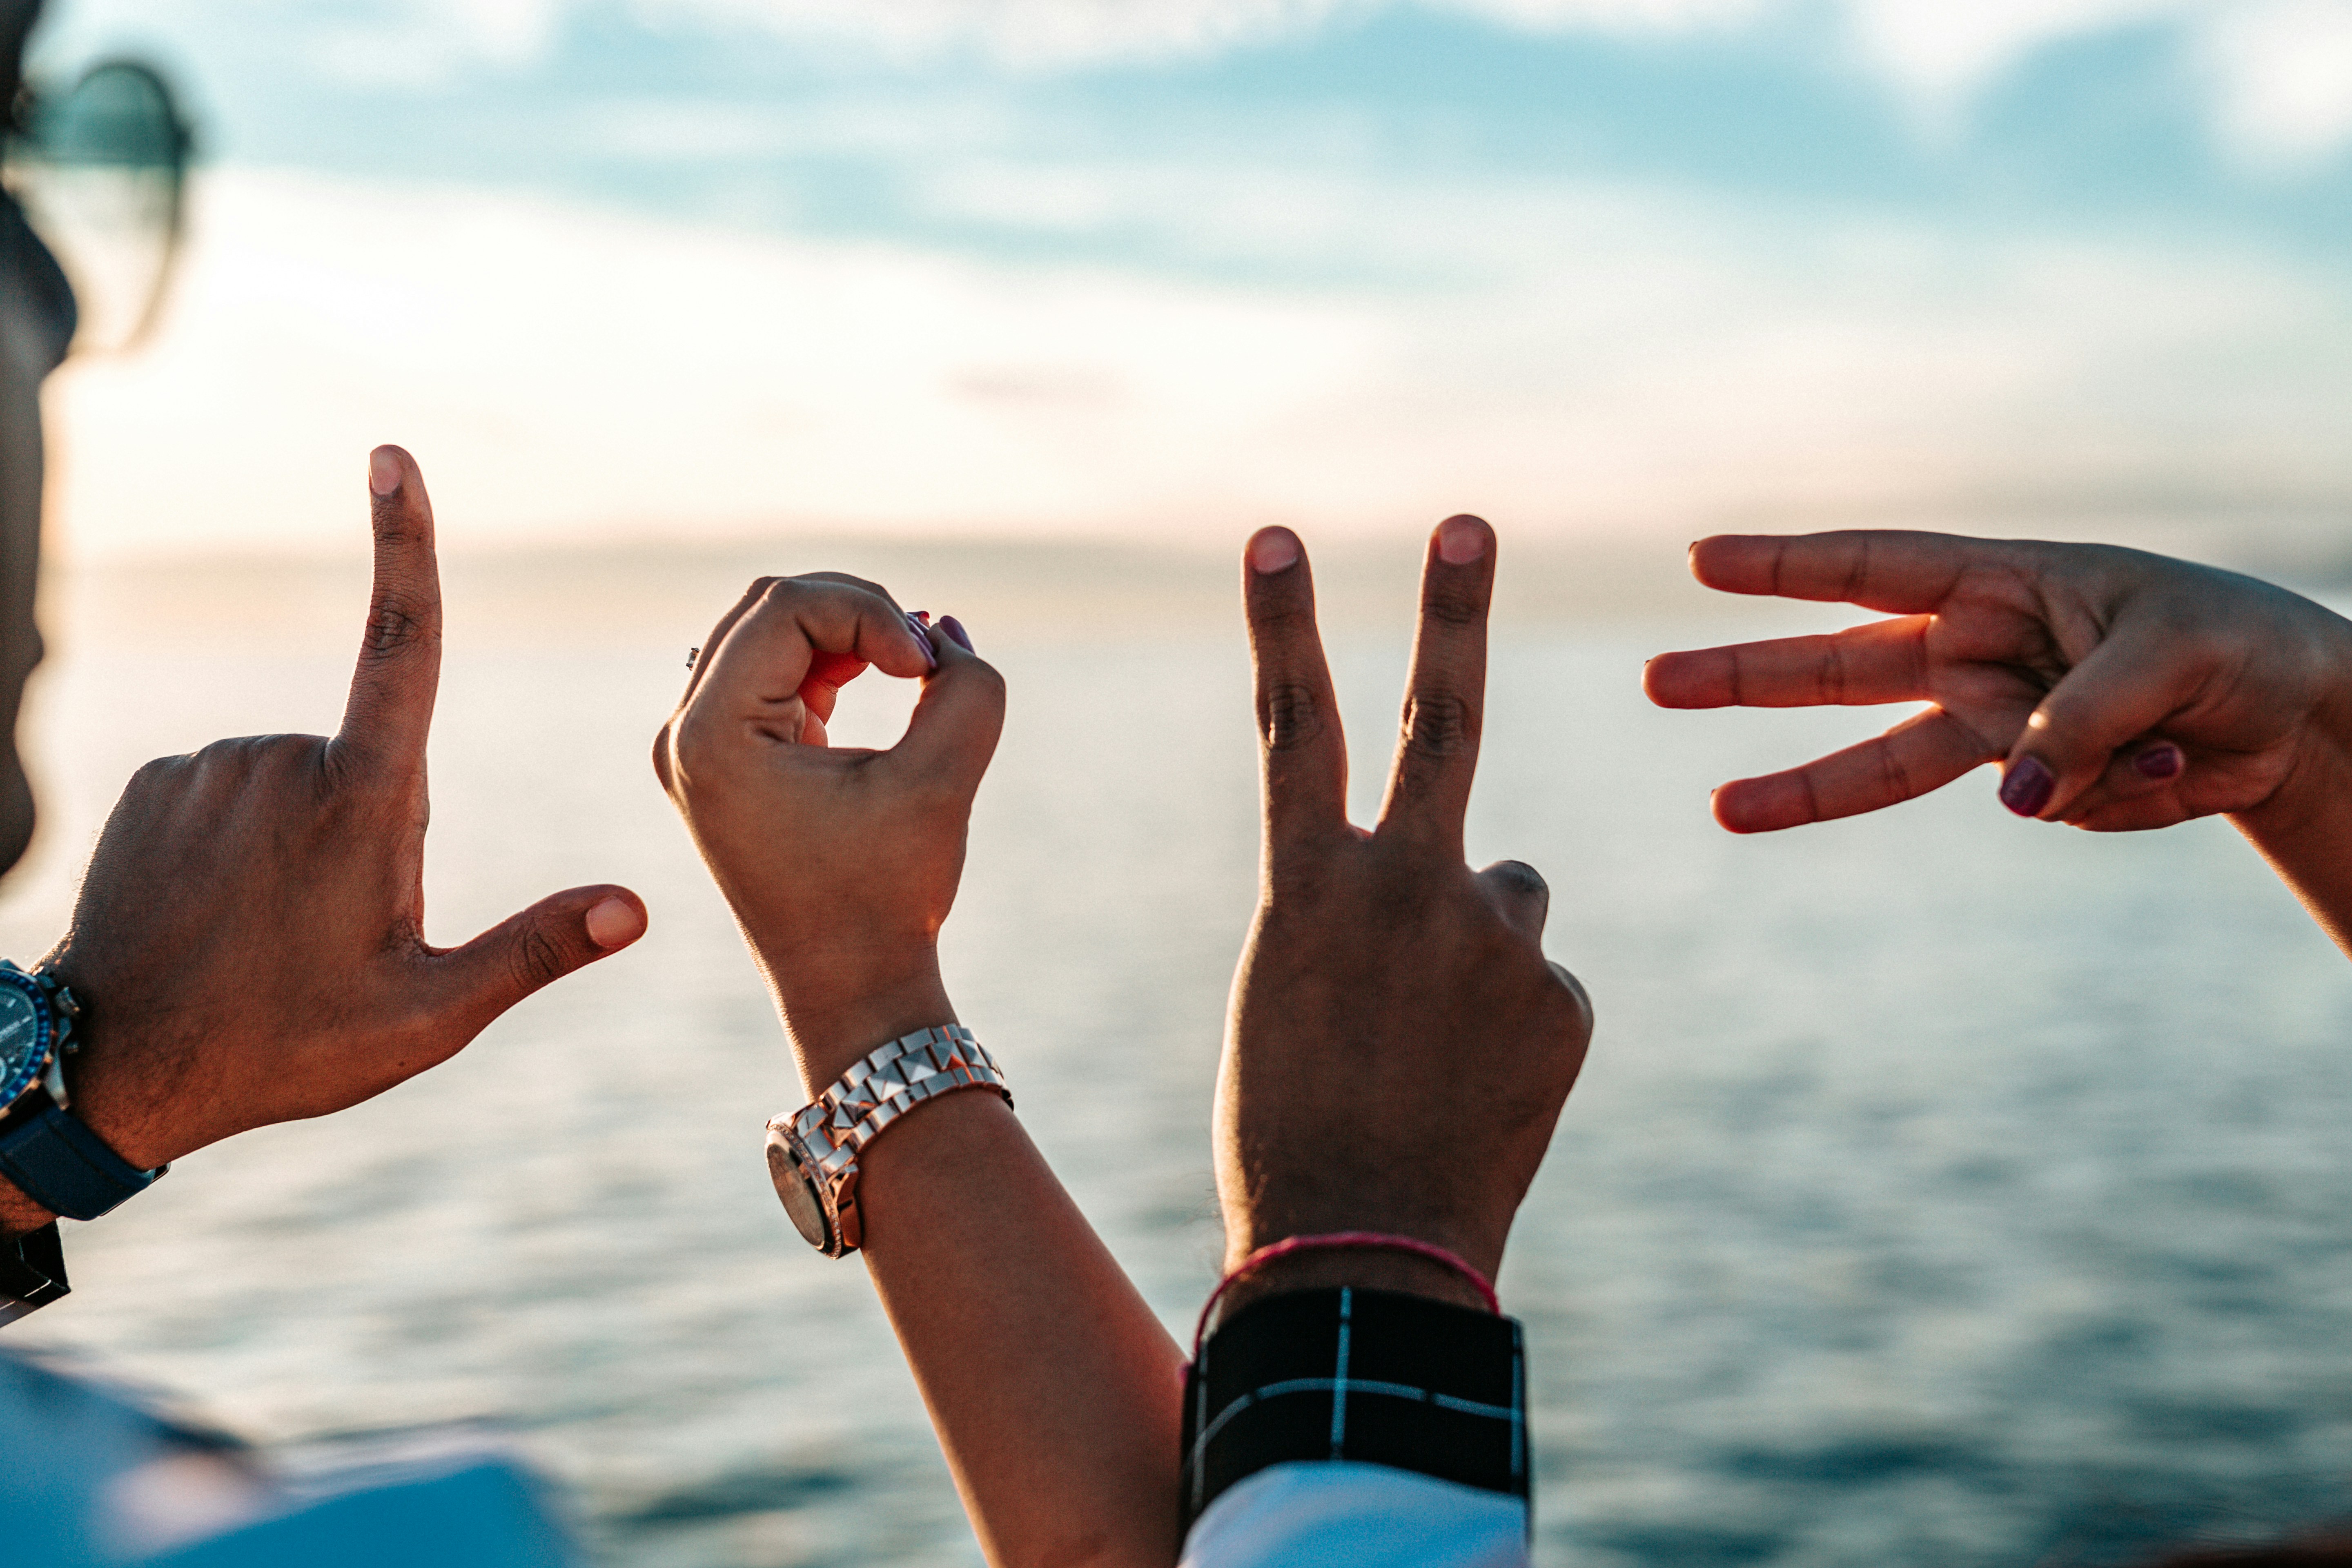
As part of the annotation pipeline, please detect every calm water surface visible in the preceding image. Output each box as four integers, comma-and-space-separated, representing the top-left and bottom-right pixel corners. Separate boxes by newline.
7, 552, 2352, 1566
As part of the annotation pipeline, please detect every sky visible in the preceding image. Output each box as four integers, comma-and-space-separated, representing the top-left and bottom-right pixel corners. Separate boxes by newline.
20, 0, 2352, 555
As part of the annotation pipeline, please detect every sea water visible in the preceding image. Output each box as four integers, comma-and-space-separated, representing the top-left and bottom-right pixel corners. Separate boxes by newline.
5, 542, 2350, 1567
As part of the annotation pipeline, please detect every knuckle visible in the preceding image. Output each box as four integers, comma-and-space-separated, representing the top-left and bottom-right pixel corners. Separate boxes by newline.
196, 734, 272, 773
362, 594, 435, 658
511, 926, 570, 991
1548, 960, 1595, 1033
130, 751, 192, 789
1401, 690, 1472, 757
1873, 742, 1915, 806
1248, 592, 1319, 641
1817, 641, 1847, 704
800, 570, 889, 600
1258, 681, 1326, 753
1422, 581, 1484, 628
669, 708, 725, 782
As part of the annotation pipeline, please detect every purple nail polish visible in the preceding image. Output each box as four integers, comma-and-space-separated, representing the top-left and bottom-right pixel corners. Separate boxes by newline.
940, 615, 973, 653
2134, 744, 2183, 781
1999, 756, 2054, 817
904, 610, 937, 670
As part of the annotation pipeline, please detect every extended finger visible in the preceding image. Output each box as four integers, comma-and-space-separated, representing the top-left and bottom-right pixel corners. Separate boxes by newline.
1689, 532, 2003, 614
1378, 515, 1494, 851
334, 445, 443, 776
1243, 527, 1348, 851
1475, 859, 1550, 940
678, 576, 777, 714
886, 616, 1006, 800
1645, 615, 1934, 709
430, 884, 648, 1029
1996, 631, 2199, 821
1710, 705, 1993, 832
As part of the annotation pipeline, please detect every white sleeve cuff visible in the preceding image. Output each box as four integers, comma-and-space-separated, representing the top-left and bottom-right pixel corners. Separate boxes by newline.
1178, 1461, 1530, 1568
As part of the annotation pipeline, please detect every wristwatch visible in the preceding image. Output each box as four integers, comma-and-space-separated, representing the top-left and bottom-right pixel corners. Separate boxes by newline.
764, 1025, 1011, 1257
0, 960, 167, 1316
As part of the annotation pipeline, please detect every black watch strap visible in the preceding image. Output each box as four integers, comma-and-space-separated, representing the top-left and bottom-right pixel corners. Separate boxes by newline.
1180, 1285, 1530, 1530
0, 1091, 164, 1221
0, 1221, 69, 1325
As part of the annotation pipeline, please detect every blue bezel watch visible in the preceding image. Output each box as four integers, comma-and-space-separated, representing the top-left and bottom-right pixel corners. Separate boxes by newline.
0, 960, 167, 1324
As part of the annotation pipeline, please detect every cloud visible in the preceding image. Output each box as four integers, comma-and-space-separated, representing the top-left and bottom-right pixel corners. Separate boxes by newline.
1835, 0, 2181, 120
617, 0, 1350, 68
2198, 0, 2352, 166
45, 164, 2352, 557
629, 0, 2352, 164
39, 0, 2352, 162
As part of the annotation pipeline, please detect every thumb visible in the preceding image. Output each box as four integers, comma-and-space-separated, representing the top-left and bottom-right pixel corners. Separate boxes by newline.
887, 615, 1006, 798
434, 884, 647, 1021
1998, 629, 2199, 820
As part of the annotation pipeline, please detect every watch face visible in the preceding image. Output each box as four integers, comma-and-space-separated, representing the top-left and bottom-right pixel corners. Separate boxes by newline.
765, 1129, 832, 1250
0, 973, 50, 1109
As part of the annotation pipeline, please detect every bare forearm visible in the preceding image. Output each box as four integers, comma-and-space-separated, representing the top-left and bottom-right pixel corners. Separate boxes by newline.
858, 1091, 1185, 1568
2235, 734, 2352, 958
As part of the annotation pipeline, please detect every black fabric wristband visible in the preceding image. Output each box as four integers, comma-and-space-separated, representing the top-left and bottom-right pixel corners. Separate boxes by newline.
1180, 1285, 1530, 1530
0, 1221, 69, 1326
0, 1092, 163, 1221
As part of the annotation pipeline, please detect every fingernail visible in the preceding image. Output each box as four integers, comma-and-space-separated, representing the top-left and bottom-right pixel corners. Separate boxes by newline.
1249, 528, 1301, 575
585, 896, 644, 949
2134, 743, 2183, 781
1437, 515, 1488, 565
368, 447, 401, 497
904, 611, 938, 670
1999, 756, 2054, 817
940, 614, 973, 653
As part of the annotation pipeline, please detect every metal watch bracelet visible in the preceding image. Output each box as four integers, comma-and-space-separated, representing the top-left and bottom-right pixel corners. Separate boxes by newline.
764, 1025, 1011, 1258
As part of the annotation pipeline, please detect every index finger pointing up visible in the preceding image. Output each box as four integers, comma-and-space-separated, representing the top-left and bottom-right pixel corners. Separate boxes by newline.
1244, 527, 1348, 854
1378, 514, 1493, 852
335, 445, 443, 776
1689, 531, 1981, 615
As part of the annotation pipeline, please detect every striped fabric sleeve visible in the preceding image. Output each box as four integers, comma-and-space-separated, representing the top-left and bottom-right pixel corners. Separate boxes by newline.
1179, 1286, 1530, 1533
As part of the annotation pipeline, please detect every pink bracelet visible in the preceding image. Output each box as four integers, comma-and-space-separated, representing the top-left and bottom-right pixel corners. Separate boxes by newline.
1192, 1232, 1499, 1358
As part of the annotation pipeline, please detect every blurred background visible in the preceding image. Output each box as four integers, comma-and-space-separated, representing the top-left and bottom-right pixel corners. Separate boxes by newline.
8, 2, 2352, 1564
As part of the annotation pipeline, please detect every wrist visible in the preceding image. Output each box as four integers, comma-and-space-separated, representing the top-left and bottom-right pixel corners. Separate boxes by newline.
41, 1058, 189, 1172
1225, 1194, 1504, 1283
770, 953, 957, 1094
2234, 708, 2352, 854
1216, 1243, 1494, 1319
2248, 611, 2352, 818
0, 1180, 53, 1236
